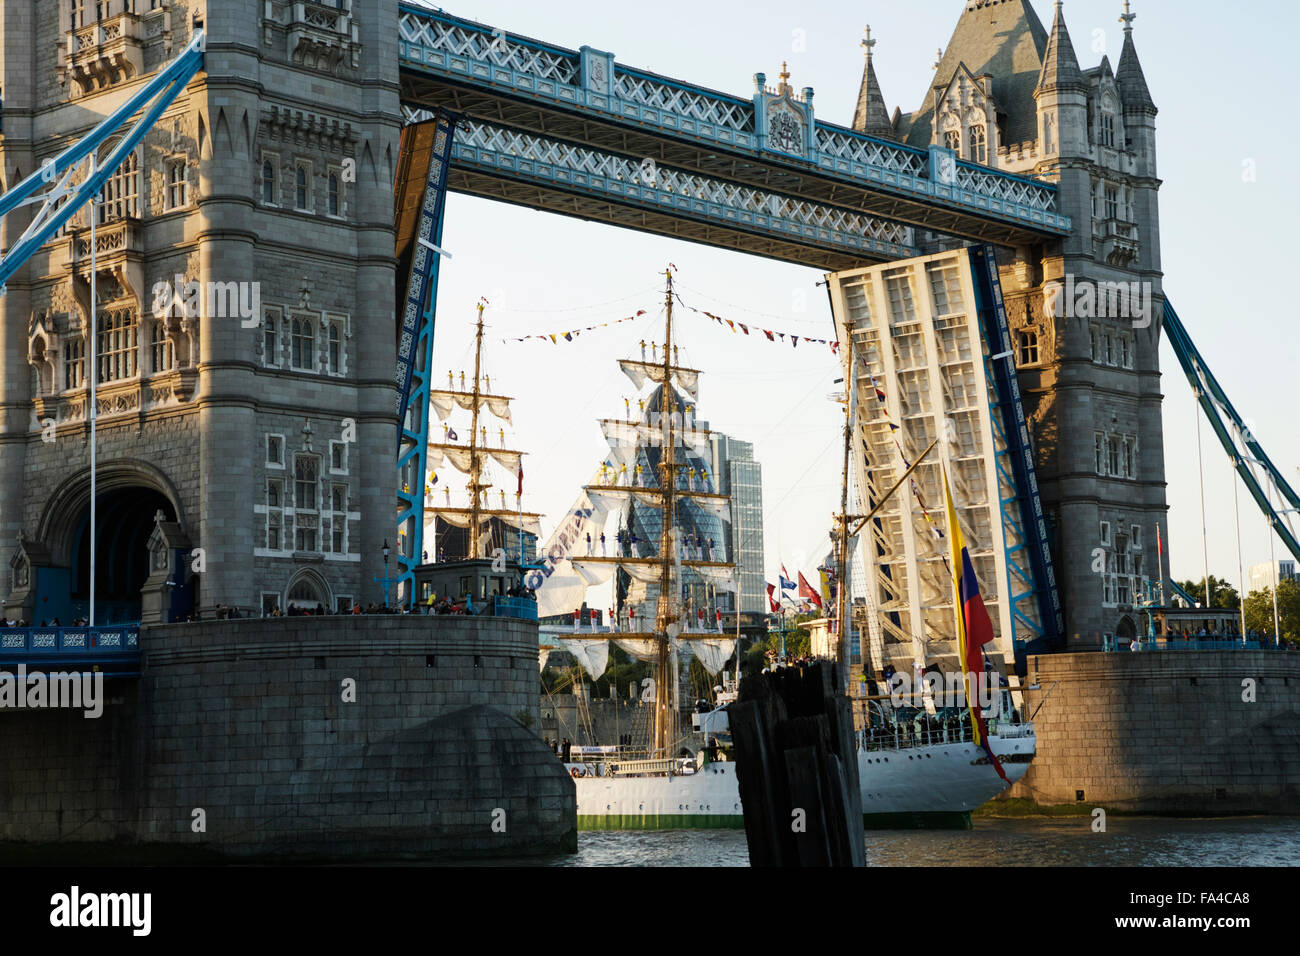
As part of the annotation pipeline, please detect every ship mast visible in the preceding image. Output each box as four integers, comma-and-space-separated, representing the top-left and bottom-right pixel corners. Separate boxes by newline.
467, 302, 486, 558
654, 269, 678, 756
834, 340, 855, 694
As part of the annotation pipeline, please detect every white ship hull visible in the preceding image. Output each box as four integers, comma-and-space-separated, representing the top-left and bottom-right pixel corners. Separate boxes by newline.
570, 726, 1034, 830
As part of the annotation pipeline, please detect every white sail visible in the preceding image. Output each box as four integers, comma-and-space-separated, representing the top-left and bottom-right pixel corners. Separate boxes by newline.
429, 508, 542, 538
428, 444, 524, 477
430, 389, 514, 424
428, 444, 475, 474
685, 638, 737, 676
618, 359, 700, 400
612, 637, 660, 662
558, 638, 610, 680
693, 564, 738, 591
599, 418, 712, 461
571, 559, 618, 587
530, 471, 612, 618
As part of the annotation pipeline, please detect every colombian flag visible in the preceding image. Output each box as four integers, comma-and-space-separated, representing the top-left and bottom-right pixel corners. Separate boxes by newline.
818, 567, 836, 609
943, 466, 1010, 785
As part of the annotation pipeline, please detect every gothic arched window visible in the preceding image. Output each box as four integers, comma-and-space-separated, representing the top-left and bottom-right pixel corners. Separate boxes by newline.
291, 317, 314, 370
97, 308, 138, 383
295, 165, 309, 211
968, 124, 987, 164
97, 151, 139, 224
150, 320, 173, 374
943, 130, 960, 152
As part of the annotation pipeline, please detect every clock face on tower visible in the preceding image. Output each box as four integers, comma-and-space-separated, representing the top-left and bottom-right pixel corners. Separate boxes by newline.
767, 106, 804, 157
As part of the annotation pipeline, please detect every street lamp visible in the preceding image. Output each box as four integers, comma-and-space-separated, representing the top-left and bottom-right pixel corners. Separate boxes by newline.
381, 539, 391, 608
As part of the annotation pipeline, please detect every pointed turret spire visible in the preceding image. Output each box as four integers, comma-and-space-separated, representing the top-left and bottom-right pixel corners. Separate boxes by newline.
1035, 1, 1086, 96
1116, 1, 1156, 112
852, 25, 896, 140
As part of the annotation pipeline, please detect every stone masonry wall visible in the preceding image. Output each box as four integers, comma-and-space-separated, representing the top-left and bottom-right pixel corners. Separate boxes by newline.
1003, 651, 1300, 813
0, 616, 575, 860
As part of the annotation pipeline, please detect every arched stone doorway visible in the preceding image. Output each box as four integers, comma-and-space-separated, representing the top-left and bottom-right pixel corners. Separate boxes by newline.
25, 461, 187, 625
285, 569, 331, 614
69, 487, 175, 623
1117, 616, 1137, 641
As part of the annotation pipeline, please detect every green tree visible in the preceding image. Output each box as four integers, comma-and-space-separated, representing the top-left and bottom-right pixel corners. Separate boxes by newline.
590, 645, 653, 700
1175, 575, 1240, 610
1243, 579, 1300, 645
741, 613, 816, 677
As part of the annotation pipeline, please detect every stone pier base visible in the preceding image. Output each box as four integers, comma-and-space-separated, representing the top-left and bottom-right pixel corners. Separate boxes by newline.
0, 616, 575, 861
1001, 651, 1300, 814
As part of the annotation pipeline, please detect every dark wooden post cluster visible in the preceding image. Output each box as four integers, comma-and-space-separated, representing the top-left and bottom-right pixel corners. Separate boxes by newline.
730, 661, 865, 866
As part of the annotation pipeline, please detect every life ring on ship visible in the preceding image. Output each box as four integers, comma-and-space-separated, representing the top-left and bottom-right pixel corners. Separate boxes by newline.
570, 766, 585, 778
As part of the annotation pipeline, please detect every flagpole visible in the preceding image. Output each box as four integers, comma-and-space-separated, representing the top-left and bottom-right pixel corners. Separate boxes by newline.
88, 154, 98, 629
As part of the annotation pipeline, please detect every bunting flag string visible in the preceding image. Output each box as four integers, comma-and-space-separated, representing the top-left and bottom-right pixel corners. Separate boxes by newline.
503, 310, 648, 344
671, 292, 839, 355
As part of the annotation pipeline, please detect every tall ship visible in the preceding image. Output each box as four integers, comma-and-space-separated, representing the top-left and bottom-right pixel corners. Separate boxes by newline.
536, 269, 1034, 830
411, 301, 545, 615
425, 301, 543, 566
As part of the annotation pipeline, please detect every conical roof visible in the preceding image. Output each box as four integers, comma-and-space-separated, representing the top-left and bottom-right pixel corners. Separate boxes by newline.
1035, 2, 1086, 96
1116, 24, 1156, 112
900, 0, 1048, 149
853, 31, 896, 140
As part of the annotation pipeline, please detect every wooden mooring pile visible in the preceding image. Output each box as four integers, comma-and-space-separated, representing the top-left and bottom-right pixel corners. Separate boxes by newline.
729, 661, 865, 866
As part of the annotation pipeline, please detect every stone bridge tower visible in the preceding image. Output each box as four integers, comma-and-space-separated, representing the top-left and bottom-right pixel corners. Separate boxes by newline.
0, 1, 403, 622
855, 0, 1165, 647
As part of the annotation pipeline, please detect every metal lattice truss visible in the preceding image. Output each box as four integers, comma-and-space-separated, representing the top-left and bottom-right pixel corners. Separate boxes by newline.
399, 9, 580, 84
815, 127, 927, 177
1164, 300, 1300, 564
398, 6, 1070, 247
0, 32, 205, 292
828, 251, 1047, 675
613, 71, 753, 134
955, 162, 1059, 213
436, 115, 918, 267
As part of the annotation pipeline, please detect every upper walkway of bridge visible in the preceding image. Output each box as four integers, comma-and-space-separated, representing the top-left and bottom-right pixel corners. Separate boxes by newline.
397, 5, 1070, 252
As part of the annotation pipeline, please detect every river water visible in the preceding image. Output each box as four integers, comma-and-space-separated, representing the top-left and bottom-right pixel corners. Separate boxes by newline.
522, 817, 1300, 866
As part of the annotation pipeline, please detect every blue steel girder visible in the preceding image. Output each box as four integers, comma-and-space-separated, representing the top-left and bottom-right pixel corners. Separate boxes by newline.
968, 245, 1064, 659
395, 112, 457, 606
435, 114, 918, 269
397, 5, 1070, 250
0, 32, 205, 290
1164, 300, 1300, 566
987, 379, 1045, 644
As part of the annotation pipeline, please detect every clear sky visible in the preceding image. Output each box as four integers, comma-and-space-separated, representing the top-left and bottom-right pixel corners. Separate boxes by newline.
413, 0, 1300, 595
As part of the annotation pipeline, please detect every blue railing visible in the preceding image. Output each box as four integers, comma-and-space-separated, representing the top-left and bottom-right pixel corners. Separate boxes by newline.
490, 596, 538, 621
0, 626, 141, 662
1103, 635, 1281, 652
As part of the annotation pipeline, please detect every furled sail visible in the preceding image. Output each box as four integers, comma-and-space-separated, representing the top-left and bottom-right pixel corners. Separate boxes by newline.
428, 507, 542, 538
428, 444, 525, 476
612, 637, 660, 662
618, 359, 700, 400
558, 638, 610, 680
685, 638, 737, 676
599, 418, 712, 460
430, 389, 514, 424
